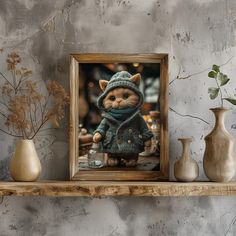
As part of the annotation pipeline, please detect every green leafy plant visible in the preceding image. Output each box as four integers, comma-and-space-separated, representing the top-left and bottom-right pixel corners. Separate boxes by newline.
208, 64, 236, 107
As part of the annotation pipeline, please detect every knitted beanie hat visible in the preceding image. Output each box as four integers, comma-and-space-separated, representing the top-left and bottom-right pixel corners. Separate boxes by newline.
97, 71, 144, 110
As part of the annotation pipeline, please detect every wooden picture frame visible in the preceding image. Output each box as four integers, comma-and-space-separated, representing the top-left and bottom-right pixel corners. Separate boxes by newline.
69, 54, 169, 181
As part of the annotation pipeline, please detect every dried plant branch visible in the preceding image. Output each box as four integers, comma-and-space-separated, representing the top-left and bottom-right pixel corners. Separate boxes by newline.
15, 75, 24, 93
11, 70, 17, 90
0, 110, 8, 118
0, 72, 14, 88
0, 127, 23, 138
0, 100, 10, 110
38, 127, 60, 133
42, 95, 50, 117
32, 101, 38, 125
29, 105, 36, 134
0, 52, 69, 139
39, 100, 44, 124
30, 117, 49, 139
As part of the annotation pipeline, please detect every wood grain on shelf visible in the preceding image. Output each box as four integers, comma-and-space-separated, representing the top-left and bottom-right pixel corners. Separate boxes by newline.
0, 181, 236, 197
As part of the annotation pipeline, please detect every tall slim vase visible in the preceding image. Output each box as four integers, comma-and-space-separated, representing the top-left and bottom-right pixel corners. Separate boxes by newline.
174, 138, 199, 182
203, 108, 236, 182
10, 139, 41, 181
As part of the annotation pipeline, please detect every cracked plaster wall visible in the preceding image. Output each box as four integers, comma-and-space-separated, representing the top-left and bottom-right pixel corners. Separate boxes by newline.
1, 0, 236, 235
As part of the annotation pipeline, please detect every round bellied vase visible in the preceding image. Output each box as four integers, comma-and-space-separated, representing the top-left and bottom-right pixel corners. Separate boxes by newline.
10, 139, 41, 181
203, 107, 236, 182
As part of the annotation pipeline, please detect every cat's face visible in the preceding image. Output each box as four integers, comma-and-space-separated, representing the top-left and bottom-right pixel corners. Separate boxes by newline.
103, 88, 139, 110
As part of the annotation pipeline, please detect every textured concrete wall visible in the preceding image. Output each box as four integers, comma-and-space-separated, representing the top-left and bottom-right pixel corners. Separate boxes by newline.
1, 0, 236, 235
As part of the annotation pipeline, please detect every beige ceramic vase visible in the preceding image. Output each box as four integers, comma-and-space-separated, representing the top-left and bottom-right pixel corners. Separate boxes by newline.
10, 139, 41, 181
203, 108, 236, 182
174, 138, 199, 182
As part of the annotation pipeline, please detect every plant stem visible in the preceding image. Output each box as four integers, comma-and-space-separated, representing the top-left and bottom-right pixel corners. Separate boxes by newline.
0, 72, 15, 88
30, 118, 49, 139
38, 127, 58, 132
0, 100, 11, 110
11, 70, 16, 90
215, 77, 223, 107
0, 111, 8, 118
29, 105, 36, 134
15, 75, 24, 93
0, 127, 23, 138
39, 100, 44, 124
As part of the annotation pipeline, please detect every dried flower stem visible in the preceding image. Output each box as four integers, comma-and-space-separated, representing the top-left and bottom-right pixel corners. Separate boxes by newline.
0, 100, 9, 110
15, 75, 24, 93
30, 118, 49, 139
0, 111, 8, 118
11, 70, 16, 90
0, 127, 23, 138
29, 107, 36, 134
0, 72, 14, 88
0, 52, 69, 139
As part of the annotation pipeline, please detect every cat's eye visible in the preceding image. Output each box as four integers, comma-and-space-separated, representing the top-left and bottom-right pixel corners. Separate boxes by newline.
123, 93, 129, 99
109, 96, 116, 101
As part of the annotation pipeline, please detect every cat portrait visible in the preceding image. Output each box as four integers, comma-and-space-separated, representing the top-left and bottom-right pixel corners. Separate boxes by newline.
77, 63, 161, 171
102, 88, 139, 110
70, 54, 169, 181
93, 71, 153, 167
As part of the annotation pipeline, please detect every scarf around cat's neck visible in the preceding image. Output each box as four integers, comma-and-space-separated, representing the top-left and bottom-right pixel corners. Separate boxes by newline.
107, 107, 138, 121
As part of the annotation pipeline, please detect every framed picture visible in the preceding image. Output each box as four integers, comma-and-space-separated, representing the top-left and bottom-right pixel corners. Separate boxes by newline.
69, 54, 169, 181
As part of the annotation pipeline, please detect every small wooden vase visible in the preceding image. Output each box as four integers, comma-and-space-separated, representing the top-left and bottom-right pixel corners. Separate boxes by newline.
203, 108, 236, 182
174, 138, 199, 182
10, 139, 42, 181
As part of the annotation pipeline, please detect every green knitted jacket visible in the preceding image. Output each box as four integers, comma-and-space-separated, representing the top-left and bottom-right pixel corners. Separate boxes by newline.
94, 110, 153, 154
94, 71, 153, 154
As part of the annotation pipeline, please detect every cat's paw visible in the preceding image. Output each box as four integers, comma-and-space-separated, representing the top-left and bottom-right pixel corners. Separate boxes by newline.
121, 158, 137, 167
93, 132, 102, 143
107, 157, 119, 166
144, 140, 151, 147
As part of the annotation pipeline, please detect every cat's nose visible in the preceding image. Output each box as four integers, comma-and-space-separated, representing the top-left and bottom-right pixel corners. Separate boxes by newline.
116, 98, 122, 103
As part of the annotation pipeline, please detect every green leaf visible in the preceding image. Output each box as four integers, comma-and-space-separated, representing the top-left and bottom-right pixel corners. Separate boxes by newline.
218, 72, 230, 86
224, 98, 236, 105
208, 87, 219, 99
208, 71, 217, 78
212, 64, 220, 73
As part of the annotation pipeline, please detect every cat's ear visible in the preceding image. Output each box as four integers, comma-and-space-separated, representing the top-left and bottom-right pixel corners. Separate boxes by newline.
130, 73, 141, 86
99, 80, 108, 91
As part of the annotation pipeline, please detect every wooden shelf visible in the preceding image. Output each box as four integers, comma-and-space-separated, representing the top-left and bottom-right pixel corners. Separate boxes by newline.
0, 181, 236, 197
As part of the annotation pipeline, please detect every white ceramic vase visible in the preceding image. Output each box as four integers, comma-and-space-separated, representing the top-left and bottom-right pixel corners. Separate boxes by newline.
10, 139, 41, 181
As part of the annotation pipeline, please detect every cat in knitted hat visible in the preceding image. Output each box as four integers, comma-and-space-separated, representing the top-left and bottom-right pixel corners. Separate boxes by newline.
93, 71, 153, 167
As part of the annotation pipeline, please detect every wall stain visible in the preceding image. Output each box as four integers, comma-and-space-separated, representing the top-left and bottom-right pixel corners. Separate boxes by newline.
24, 205, 39, 215
9, 224, 18, 230
174, 32, 193, 44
